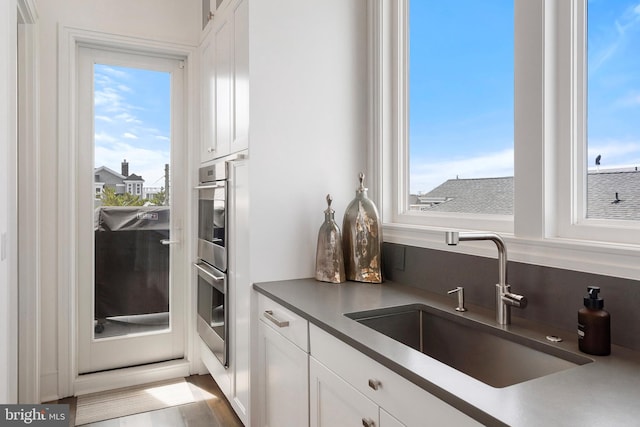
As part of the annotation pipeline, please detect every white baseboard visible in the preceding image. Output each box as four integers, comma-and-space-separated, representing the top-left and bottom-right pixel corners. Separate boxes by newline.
73, 359, 191, 397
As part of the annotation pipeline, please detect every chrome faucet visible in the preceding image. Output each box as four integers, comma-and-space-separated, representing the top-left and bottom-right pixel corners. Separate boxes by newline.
445, 231, 527, 325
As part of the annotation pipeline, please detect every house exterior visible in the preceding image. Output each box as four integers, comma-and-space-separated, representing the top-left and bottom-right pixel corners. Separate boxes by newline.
94, 166, 127, 198
94, 160, 153, 202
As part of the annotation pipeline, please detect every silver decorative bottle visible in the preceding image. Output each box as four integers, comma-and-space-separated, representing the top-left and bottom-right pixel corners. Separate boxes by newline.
342, 173, 383, 283
315, 194, 346, 283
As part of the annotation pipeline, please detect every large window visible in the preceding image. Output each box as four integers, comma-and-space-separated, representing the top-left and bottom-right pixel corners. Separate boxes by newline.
375, 0, 640, 277
409, 1, 514, 216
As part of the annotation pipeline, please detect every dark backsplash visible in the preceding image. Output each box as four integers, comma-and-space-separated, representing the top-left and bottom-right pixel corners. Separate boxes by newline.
382, 242, 640, 351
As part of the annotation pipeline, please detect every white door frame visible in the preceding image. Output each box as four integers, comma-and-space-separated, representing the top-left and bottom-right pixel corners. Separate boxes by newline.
57, 26, 198, 398
16, 0, 40, 404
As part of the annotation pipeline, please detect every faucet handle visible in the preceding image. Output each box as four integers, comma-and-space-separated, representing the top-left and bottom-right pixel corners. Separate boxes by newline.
447, 286, 468, 312
502, 291, 528, 308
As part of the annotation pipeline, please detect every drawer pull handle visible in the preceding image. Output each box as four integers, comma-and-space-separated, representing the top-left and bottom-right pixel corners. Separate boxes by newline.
264, 310, 290, 328
368, 378, 382, 390
362, 418, 376, 427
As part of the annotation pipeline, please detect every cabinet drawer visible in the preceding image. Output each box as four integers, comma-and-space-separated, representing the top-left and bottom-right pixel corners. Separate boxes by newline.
309, 324, 481, 427
257, 292, 308, 352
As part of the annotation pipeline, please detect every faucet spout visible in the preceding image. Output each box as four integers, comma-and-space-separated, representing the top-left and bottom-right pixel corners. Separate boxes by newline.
445, 231, 526, 325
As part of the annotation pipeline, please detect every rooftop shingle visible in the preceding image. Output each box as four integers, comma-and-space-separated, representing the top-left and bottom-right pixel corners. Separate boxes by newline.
413, 170, 640, 220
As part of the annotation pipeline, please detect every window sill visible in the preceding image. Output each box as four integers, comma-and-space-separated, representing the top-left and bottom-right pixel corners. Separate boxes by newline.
383, 222, 640, 281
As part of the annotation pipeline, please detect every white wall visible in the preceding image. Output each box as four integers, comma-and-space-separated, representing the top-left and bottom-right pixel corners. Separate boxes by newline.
248, 0, 369, 284
0, 0, 19, 405
34, 0, 200, 401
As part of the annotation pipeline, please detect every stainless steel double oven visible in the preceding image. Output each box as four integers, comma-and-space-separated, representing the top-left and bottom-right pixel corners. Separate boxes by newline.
195, 155, 239, 368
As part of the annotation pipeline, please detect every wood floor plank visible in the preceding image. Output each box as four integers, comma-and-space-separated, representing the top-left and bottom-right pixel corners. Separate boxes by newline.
186, 375, 244, 427
46, 375, 244, 427
178, 401, 223, 427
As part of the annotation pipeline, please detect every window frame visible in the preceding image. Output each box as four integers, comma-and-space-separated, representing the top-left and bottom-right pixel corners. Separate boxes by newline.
371, 0, 640, 280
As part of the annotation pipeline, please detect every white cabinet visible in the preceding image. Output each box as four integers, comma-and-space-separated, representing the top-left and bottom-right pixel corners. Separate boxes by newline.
309, 324, 482, 427
256, 293, 309, 427
231, 0, 249, 154
213, 14, 232, 158
380, 409, 406, 427
310, 357, 381, 427
200, 0, 248, 163
227, 158, 249, 424
199, 24, 217, 162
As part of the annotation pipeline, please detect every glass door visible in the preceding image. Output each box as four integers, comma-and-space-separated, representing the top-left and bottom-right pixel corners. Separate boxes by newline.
77, 47, 186, 374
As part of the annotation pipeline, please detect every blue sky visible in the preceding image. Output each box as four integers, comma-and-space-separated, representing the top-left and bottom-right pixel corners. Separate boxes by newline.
94, 64, 171, 189
409, 0, 640, 194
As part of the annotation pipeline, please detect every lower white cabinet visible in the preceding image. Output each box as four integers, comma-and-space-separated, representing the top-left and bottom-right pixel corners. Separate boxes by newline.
309, 324, 482, 427
253, 294, 481, 427
310, 357, 404, 427
255, 294, 309, 427
380, 409, 406, 427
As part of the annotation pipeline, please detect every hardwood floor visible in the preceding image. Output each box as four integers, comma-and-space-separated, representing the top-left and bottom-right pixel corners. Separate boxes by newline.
51, 375, 244, 427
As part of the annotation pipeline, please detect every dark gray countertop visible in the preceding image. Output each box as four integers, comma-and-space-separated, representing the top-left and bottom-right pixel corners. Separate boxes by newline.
254, 278, 640, 427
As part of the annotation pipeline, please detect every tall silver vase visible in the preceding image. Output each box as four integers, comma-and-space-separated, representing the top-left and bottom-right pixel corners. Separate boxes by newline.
315, 194, 346, 283
342, 173, 382, 283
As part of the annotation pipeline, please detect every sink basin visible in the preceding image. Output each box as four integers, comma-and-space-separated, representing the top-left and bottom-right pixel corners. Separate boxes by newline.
345, 304, 592, 388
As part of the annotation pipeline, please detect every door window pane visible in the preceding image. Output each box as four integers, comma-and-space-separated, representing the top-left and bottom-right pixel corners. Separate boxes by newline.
93, 64, 171, 338
409, 1, 514, 214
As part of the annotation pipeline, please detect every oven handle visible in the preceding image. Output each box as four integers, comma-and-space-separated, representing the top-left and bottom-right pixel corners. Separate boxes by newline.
194, 183, 226, 190
194, 262, 225, 283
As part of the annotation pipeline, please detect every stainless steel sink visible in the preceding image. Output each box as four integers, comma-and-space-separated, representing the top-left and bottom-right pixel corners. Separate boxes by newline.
345, 304, 592, 388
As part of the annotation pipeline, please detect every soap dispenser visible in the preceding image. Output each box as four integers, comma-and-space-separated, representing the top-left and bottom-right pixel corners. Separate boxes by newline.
578, 286, 611, 356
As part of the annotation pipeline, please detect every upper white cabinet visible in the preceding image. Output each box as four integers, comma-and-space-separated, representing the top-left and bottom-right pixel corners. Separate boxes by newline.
200, 0, 249, 163
200, 27, 216, 161
231, 0, 249, 155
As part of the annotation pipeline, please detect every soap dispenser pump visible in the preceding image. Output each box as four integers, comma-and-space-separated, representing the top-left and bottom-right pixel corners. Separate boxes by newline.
578, 286, 611, 356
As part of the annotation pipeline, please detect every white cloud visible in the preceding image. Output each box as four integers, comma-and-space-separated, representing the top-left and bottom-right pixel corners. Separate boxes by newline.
94, 132, 118, 143
410, 148, 514, 194
123, 132, 138, 139
94, 88, 124, 110
114, 113, 142, 124
98, 66, 130, 80
95, 115, 113, 123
